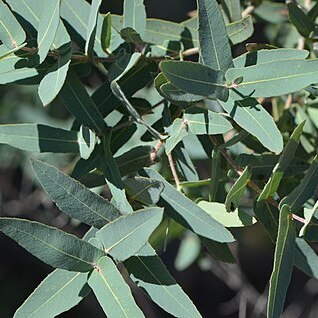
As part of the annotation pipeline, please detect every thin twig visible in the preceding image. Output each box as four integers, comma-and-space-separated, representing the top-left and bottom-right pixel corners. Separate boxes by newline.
242, 5, 255, 17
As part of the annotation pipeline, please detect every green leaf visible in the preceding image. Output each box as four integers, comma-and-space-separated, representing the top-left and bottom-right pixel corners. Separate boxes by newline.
143, 168, 235, 243
160, 61, 229, 101
198, 201, 255, 227
124, 244, 203, 318
197, 0, 233, 71
59, 69, 108, 133
165, 118, 189, 154
227, 16, 253, 45
85, 0, 102, 56
0, 124, 81, 153
0, 217, 104, 271
254, 200, 279, 242
88, 256, 145, 318
222, 0, 241, 22
37, 0, 60, 63
280, 156, 318, 211
96, 207, 164, 261
287, 0, 315, 38
185, 107, 232, 135
220, 91, 283, 153
233, 48, 309, 68
123, 0, 146, 37
175, 233, 201, 271
294, 238, 318, 279
38, 45, 72, 106
100, 133, 133, 213
267, 205, 296, 318
31, 159, 121, 229
226, 59, 318, 99
124, 176, 164, 205
225, 166, 252, 212
0, 1, 26, 49
101, 13, 112, 53
14, 270, 90, 318
258, 122, 305, 201
78, 125, 96, 160
201, 238, 236, 263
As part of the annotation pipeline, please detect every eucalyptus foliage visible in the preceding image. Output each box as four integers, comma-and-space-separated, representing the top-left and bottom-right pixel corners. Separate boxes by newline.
0, 0, 318, 317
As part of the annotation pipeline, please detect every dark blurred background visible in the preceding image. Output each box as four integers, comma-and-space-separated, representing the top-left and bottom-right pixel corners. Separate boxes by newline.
1, 1, 318, 317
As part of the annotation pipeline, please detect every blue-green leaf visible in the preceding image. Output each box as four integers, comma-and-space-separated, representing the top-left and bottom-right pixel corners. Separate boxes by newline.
123, 0, 146, 37
88, 256, 145, 317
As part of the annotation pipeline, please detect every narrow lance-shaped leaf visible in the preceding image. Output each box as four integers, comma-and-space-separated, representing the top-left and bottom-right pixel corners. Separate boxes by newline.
38, 45, 72, 106
160, 61, 229, 101
258, 121, 305, 201
31, 159, 121, 229
226, 59, 318, 99
197, 0, 233, 71
0, 218, 104, 272
85, 0, 102, 57
280, 155, 318, 211
142, 168, 235, 243
124, 244, 203, 318
220, 90, 283, 153
0, 124, 81, 153
267, 205, 296, 318
123, 0, 146, 37
78, 125, 96, 160
13, 228, 97, 318
222, 0, 241, 22
59, 69, 108, 133
124, 176, 164, 205
226, 15, 253, 45
100, 133, 133, 213
165, 118, 189, 154
88, 256, 145, 318
0, 1, 26, 49
37, 0, 60, 63
96, 207, 164, 261
225, 166, 252, 212
184, 107, 232, 135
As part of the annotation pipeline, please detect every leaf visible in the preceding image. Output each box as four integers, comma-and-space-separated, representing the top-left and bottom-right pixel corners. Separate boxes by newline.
121, 27, 144, 45
88, 256, 145, 318
14, 270, 90, 318
226, 59, 318, 99
220, 90, 283, 153
160, 61, 229, 101
101, 13, 112, 53
85, 0, 102, 56
227, 16, 253, 45
78, 125, 96, 160
225, 166, 252, 212
123, 0, 146, 37
258, 121, 305, 201
124, 176, 164, 205
100, 133, 133, 213
267, 205, 296, 318
96, 207, 164, 261
175, 233, 201, 271
0, 1, 26, 49
31, 159, 121, 229
59, 69, 108, 133
0, 218, 104, 272
38, 45, 72, 106
280, 156, 318, 211
294, 238, 318, 279
165, 118, 189, 154
0, 124, 81, 153
124, 244, 203, 318
184, 107, 232, 135
198, 201, 255, 227
233, 48, 309, 68
201, 238, 236, 263
287, 0, 315, 38
37, 0, 60, 63
142, 168, 235, 243
197, 0, 233, 71
222, 0, 241, 22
